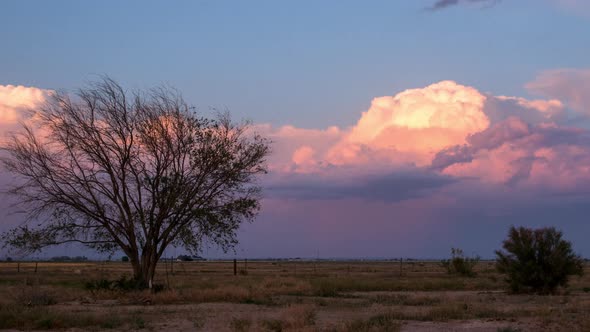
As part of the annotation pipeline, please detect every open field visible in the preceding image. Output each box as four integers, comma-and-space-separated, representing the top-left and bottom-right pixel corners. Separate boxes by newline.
1, 260, 589, 331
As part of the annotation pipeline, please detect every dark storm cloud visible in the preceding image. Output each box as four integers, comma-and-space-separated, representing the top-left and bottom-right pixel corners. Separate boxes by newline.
266, 171, 456, 202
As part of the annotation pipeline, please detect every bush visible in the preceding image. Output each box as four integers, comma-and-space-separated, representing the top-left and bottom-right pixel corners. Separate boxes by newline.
230, 318, 251, 332
13, 285, 57, 306
121, 256, 129, 262
495, 226, 584, 294
85, 278, 114, 294
85, 275, 164, 294
441, 248, 479, 277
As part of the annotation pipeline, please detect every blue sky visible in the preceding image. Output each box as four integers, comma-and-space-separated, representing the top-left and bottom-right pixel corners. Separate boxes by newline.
2, 0, 590, 259
2, 0, 589, 128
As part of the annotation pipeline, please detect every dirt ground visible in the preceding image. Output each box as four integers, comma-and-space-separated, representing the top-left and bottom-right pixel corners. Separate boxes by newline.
0, 260, 589, 331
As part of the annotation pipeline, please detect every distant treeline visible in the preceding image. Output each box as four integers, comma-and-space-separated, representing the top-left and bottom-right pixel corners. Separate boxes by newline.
50, 256, 89, 262
2, 256, 89, 262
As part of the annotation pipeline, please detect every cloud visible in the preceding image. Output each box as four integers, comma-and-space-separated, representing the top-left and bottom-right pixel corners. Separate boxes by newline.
253, 79, 582, 208
29, 75, 590, 194
433, 117, 590, 189
243, 183, 590, 258
0, 85, 53, 251
526, 68, 590, 115
0, 85, 51, 126
266, 170, 456, 202
292, 146, 316, 165
327, 81, 490, 167
5, 78, 590, 258
491, 96, 564, 121
426, 0, 501, 11
265, 81, 562, 175
253, 123, 343, 173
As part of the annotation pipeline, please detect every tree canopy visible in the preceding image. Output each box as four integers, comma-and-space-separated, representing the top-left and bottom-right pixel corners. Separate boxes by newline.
1, 78, 270, 286
495, 226, 584, 294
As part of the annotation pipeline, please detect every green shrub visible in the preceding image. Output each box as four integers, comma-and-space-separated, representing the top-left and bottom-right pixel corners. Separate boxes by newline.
441, 248, 479, 277
495, 226, 584, 294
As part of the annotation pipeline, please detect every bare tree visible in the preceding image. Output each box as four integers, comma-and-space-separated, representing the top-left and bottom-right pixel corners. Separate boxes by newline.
1, 78, 270, 288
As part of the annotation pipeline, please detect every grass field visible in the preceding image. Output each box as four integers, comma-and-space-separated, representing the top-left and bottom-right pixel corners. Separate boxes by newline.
0, 260, 589, 331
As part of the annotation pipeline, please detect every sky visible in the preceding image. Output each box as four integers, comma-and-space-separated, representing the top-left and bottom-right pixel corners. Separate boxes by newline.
1, 0, 590, 259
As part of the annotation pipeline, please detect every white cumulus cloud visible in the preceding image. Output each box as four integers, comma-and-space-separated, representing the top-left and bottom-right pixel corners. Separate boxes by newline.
0, 85, 50, 124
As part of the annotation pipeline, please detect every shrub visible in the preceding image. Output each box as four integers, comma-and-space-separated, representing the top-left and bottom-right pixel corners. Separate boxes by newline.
495, 226, 584, 294
260, 319, 283, 332
121, 256, 129, 262
497, 328, 522, 332
230, 318, 252, 332
85, 278, 114, 293
441, 248, 479, 277
281, 304, 316, 328
85, 275, 164, 294
346, 313, 401, 332
113, 275, 141, 291
13, 285, 57, 306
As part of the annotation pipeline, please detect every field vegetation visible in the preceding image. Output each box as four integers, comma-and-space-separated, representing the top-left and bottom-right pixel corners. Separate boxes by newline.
0, 259, 588, 331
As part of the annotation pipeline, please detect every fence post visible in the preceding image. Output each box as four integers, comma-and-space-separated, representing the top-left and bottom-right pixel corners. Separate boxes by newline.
233, 259, 237, 276
17, 262, 20, 273
399, 258, 403, 276
35, 262, 38, 273
244, 258, 247, 272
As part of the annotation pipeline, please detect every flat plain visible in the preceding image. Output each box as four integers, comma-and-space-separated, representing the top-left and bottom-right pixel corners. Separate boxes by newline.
0, 260, 589, 331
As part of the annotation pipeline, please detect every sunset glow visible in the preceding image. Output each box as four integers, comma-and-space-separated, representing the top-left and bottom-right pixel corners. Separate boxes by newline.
2, 0, 590, 259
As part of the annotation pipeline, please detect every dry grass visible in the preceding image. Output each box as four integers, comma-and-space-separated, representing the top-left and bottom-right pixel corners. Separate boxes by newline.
0, 260, 589, 330
259, 305, 317, 332
0, 304, 145, 330
280, 304, 317, 328
342, 313, 402, 332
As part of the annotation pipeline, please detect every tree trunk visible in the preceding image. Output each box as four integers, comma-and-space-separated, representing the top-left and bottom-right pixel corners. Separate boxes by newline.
129, 255, 144, 287
129, 251, 157, 290
127, 248, 159, 290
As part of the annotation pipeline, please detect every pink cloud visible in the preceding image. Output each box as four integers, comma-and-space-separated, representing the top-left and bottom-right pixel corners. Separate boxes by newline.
0, 85, 51, 125
496, 96, 564, 118
526, 68, 590, 115
4, 80, 590, 258
253, 124, 343, 173
260, 80, 567, 183
434, 117, 590, 189
292, 146, 315, 165
327, 81, 489, 167
2, 79, 587, 197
